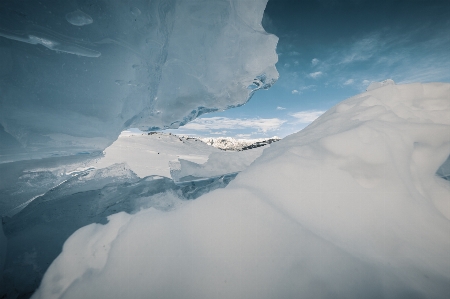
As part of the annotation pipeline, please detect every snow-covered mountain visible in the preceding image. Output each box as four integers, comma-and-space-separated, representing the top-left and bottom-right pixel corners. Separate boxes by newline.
198, 136, 281, 151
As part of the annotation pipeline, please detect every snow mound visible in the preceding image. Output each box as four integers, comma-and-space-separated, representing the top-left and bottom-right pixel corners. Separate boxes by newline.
170, 148, 265, 182
0, 0, 278, 163
3, 164, 239, 297
33, 82, 450, 298
93, 132, 220, 178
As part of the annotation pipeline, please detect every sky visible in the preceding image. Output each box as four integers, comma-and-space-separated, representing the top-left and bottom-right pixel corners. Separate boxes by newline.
167, 0, 450, 139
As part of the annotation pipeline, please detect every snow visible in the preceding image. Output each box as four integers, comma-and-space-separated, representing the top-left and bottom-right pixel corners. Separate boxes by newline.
366, 78, 395, 91
170, 149, 265, 182
0, 0, 277, 163
199, 136, 280, 151
1, 132, 267, 297
93, 133, 221, 178
32, 82, 450, 298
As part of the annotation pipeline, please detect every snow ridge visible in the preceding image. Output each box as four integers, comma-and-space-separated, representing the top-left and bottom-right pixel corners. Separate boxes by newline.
199, 136, 281, 151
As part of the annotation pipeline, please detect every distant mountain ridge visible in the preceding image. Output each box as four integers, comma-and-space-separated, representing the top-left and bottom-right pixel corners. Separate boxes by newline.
142, 132, 281, 151
198, 136, 281, 151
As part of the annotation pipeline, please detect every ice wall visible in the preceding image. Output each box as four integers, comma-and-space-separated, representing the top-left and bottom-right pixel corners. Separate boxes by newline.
32, 82, 450, 299
0, 0, 278, 163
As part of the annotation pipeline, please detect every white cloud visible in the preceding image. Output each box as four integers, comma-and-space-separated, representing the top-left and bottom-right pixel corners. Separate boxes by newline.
311, 58, 320, 66
308, 71, 323, 79
235, 134, 252, 138
362, 80, 371, 86
182, 117, 286, 133
291, 89, 299, 94
210, 131, 228, 135
344, 79, 354, 85
290, 110, 325, 123
276, 106, 286, 110
300, 85, 316, 91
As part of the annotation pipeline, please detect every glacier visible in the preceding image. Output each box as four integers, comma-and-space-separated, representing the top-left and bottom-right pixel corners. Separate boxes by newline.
0, 0, 278, 163
29, 82, 450, 299
1, 0, 450, 298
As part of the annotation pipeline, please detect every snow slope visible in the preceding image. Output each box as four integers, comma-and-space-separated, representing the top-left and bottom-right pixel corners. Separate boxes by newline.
33, 82, 450, 298
92, 132, 221, 178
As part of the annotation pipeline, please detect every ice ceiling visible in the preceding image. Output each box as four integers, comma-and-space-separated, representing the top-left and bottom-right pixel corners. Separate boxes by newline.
0, 0, 278, 163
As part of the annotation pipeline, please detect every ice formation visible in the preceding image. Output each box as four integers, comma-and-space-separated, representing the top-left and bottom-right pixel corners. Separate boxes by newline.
0, 0, 278, 163
2, 166, 239, 297
65, 10, 93, 27
1, 131, 265, 297
32, 82, 450, 298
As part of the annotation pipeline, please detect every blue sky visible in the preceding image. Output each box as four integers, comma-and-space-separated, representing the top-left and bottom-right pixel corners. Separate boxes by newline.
169, 0, 450, 139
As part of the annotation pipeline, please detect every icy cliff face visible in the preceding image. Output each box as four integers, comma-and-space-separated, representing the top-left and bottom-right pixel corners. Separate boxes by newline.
32, 82, 450, 298
0, 0, 278, 163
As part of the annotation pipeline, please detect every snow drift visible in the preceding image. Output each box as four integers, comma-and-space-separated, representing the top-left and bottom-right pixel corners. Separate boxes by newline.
33, 82, 450, 298
0, 0, 278, 163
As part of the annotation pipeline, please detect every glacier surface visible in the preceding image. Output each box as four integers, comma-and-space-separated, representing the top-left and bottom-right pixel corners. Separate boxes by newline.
0, 0, 278, 163
31, 82, 450, 298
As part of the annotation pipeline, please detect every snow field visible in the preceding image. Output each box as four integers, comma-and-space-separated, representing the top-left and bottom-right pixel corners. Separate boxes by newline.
33, 82, 450, 298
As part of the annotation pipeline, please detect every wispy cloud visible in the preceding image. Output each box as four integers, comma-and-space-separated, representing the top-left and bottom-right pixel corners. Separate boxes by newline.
235, 133, 252, 138
291, 89, 299, 94
276, 106, 286, 110
182, 117, 287, 133
290, 110, 325, 123
339, 34, 381, 64
300, 85, 316, 91
308, 71, 323, 79
343, 79, 354, 85
311, 58, 320, 66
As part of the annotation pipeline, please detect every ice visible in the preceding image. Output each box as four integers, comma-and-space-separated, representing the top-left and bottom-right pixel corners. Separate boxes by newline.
2, 162, 239, 297
0, 27, 101, 57
0, 153, 100, 218
65, 10, 93, 26
0, 0, 277, 163
2, 131, 257, 297
32, 82, 450, 299
0, 222, 5, 295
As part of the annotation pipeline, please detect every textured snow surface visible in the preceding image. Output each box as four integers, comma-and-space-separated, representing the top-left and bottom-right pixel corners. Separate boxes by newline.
0, 0, 278, 163
33, 83, 450, 299
170, 148, 264, 182
93, 132, 221, 178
